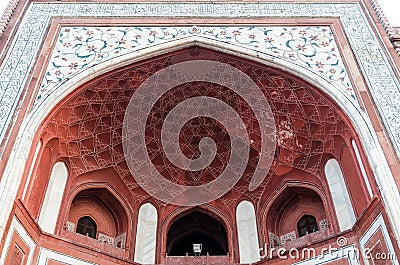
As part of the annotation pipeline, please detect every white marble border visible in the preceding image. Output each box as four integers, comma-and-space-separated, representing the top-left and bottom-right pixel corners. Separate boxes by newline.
0, 216, 36, 265
37, 248, 97, 265
359, 214, 399, 265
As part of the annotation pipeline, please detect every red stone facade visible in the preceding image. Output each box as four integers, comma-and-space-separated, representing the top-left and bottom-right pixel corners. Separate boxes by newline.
5, 47, 392, 264
0, 1, 400, 265
3, 233, 29, 265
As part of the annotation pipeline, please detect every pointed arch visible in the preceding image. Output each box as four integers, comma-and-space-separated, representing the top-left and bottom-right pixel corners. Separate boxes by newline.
38, 161, 68, 234
1, 37, 399, 245
134, 202, 157, 264
236, 200, 260, 264
166, 209, 228, 256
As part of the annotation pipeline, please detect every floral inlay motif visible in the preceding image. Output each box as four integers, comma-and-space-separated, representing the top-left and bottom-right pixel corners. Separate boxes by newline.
37, 26, 355, 104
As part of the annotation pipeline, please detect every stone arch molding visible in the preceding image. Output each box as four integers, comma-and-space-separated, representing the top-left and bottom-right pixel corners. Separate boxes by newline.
1, 37, 400, 248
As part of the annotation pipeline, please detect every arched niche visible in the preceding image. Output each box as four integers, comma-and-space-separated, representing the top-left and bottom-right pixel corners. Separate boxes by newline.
166, 209, 228, 257
1, 40, 399, 248
38, 161, 68, 234
135, 202, 157, 264
266, 187, 328, 246
67, 188, 129, 248
76, 216, 97, 239
24, 137, 60, 219
32, 46, 373, 210
236, 200, 260, 264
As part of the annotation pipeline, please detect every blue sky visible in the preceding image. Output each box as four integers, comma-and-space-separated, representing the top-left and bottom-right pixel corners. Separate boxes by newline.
379, 0, 400, 26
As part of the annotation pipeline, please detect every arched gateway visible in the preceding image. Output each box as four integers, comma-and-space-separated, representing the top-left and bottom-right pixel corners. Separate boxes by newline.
0, 18, 399, 264
15, 46, 378, 262
167, 210, 228, 256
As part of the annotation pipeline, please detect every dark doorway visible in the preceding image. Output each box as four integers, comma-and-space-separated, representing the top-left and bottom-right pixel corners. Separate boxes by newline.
297, 214, 319, 237
167, 211, 228, 256
76, 216, 97, 239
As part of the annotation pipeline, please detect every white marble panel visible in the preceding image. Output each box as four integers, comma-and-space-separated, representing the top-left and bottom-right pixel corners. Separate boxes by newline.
0, 216, 36, 265
236, 200, 260, 264
359, 213, 399, 265
38, 161, 68, 234
0, 2, 400, 250
134, 202, 157, 264
324, 159, 356, 231
37, 248, 97, 265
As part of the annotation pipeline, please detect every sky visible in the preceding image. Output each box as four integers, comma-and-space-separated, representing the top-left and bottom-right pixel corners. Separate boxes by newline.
378, 0, 400, 26
0, 1, 399, 26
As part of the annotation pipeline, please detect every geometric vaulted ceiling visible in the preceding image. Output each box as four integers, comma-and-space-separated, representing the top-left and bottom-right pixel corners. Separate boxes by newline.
42, 47, 351, 204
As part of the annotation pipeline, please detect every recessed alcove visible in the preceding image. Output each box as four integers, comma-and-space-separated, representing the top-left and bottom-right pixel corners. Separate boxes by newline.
66, 188, 128, 248
25, 46, 378, 264
267, 187, 328, 246
167, 211, 228, 256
